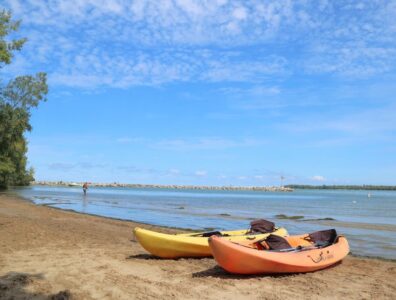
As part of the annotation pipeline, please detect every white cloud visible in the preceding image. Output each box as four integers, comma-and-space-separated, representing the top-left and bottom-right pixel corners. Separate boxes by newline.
305, 44, 396, 77
232, 6, 247, 21
311, 175, 326, 182
2, 0, 395, 88
168, 168, 180, 175
48, 162, 106, 171
195, 170, 207, 177
48, 162, 75, 171
116, 137, 134, 143
153, 137, 266, 151
279, 103, 396, 140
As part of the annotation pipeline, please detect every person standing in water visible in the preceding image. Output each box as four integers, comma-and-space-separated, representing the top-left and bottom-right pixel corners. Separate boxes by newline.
83, 182, 88, 195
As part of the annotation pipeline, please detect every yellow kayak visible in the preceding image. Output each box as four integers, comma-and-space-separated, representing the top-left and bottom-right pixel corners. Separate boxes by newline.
134, 226, 288, 258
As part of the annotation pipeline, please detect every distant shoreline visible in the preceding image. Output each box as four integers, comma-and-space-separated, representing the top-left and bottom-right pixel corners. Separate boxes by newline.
31, 181, 293, 192
28, 181, 396, 191
286, 184, 396, 191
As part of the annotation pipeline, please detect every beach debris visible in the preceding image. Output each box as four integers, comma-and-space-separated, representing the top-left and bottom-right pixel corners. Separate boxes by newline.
275, 214, 304, 220
51, 290, 72, 300
302, 217, 335, 221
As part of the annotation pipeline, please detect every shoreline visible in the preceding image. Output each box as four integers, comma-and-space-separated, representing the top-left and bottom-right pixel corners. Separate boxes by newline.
17, 196, 396, 262
20, 192, 396, 239
1, 194, 395, 299
3, 190, 196, 233
31, 181, 294, 192
8, 189, 396, 260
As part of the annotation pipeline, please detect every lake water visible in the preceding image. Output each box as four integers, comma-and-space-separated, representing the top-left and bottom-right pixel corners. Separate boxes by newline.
9, 185, 396, 259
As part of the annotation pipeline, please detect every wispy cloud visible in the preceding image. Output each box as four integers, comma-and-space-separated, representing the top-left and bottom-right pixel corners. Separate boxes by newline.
3, 1, 395, 88
43, 160, 335, 186
311, 175, 326, 182
48, 162, 107, 171
305, 44, 396, 77
167, 168, 180, 175
153, 137, 266, 151
48, 162, 76, 171
278, 103, 396, 139
194, 170, 207, 177
113, 136, 267, 150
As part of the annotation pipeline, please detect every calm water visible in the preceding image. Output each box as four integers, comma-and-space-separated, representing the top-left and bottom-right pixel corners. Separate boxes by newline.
9, 186, 396, 259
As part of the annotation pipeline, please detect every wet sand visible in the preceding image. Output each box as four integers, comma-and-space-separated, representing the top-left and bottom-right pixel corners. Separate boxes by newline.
0, 194, 395, 299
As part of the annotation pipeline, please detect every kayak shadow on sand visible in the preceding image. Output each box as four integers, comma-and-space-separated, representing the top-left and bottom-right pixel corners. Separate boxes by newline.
192, 261, 343, 279
126, 254, 163, 260
126, 254, 211, 261
192, 265, 292, 279
0, 272, 72, 300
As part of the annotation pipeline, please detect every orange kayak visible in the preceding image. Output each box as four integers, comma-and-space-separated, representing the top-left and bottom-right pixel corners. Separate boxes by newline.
209, 230, 349, 274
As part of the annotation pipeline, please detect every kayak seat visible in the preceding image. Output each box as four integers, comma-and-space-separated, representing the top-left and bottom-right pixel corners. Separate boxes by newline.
286, 236, 312, 248
306, 229, 338, 247
255, 230, 339, 252
256, 234, 292, 250
248, 219, 275, 234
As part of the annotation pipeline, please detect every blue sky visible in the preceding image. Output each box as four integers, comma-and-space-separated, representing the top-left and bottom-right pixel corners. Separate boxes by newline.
3, 0, 396, 185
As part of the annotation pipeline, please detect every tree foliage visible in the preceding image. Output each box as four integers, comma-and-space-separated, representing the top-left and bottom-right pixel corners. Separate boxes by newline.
0, 9, 48, 188
0, 10, 26, 67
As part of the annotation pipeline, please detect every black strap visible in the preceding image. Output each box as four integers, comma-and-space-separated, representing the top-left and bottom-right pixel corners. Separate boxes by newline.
191, 231, 231, 237
201, 231, 223, 237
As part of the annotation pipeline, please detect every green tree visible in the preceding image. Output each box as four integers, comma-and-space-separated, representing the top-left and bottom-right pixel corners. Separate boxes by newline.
0, 9, 48, 188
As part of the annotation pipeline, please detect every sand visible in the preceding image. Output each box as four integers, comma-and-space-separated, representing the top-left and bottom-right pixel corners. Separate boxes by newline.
0, 194, 395, 300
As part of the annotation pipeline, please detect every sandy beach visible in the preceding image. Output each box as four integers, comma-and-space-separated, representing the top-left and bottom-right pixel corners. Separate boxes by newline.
0, 194, 395, 300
